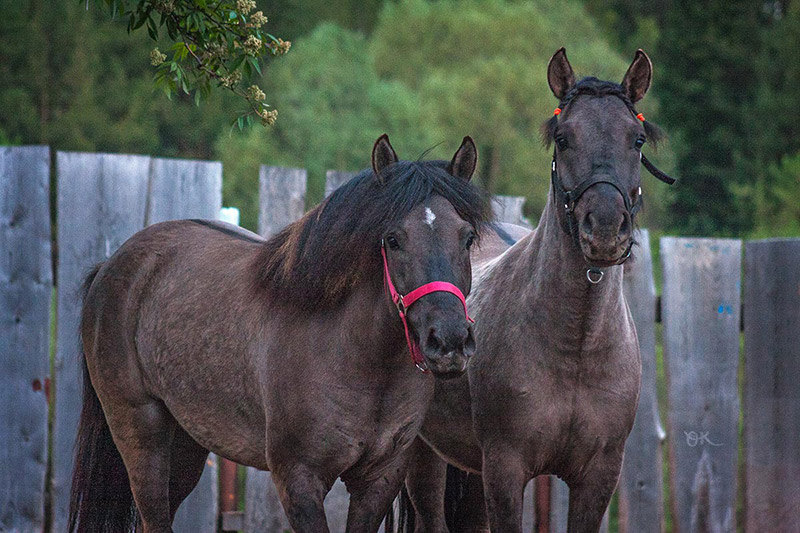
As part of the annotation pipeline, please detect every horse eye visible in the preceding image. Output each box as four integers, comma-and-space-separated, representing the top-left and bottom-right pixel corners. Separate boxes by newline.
556, 137, 569, 151
635, 138, 646, 150
386, 235, 400, 250
465, 234, 475, 250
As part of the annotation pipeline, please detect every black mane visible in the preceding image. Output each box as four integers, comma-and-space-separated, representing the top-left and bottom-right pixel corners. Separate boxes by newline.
255, 159, 490, 312
540, 76, 664, 147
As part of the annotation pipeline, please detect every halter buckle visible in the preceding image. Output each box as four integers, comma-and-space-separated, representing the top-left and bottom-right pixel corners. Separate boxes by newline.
414, 360, 429, 372
394, 295, 406, 315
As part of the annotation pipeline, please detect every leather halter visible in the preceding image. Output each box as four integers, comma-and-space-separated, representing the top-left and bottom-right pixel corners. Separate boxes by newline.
381, 244, 473, 371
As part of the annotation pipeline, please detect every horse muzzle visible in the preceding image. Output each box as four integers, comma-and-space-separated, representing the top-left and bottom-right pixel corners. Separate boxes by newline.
419, 321, 476, 379
576, 183, 633, 266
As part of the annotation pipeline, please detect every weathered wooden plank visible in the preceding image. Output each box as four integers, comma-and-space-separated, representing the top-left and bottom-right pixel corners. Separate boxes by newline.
493, 195, 532, 228
522, 480, 535, 532
146, 157, 223, 224
619, 229, 664, 533
548, 479, 608, 533
245, 166, 308, 532
0, 146, 52, 531
146, 157, 224, 533
174, 455, 219, 533
325, 170, 356, 198
661, 237, 741, 533
51, 151, 151, 531
743, 238, 800, 532
549, 477, 569, 533
259, 166, 307, 238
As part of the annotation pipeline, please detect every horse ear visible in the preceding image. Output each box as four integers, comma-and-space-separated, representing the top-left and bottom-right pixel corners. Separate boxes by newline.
447, 136, 478, 181
621, 49, 653, 103
547, 47, 575, 100
372, 133, 398, 182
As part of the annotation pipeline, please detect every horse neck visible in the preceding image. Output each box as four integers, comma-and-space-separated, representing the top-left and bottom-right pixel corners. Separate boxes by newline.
335, 282, 412, 367
509, 191, 626, 352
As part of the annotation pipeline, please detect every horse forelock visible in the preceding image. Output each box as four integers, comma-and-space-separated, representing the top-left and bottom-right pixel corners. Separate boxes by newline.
255, 160, 490, 313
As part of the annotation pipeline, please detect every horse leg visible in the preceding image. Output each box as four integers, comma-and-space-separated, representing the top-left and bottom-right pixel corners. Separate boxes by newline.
167, 425, 211, 521
481, 445, 529, 533
405, 438, 449, 532
104, 399, 177, 533
271, 464, 332, 532
344, 454, 411, 533
565, 452, 622, 533
451, 473, 489, 533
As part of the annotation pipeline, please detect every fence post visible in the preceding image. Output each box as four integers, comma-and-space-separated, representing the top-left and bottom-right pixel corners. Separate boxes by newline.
0, 146, 52, 531
244, 166, 307, 533
619, 229, 664, 532
492, 195, 532, 228
325, 170, 356, 198
259, 166, 307, 237
743, 238, 800, 532
146, 157, 224, 533
661, 237, 741, 533
146, 157, 223, 224
51, 151, 152, 531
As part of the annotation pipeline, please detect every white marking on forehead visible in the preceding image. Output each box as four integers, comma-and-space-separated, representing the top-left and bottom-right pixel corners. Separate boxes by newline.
424, 206, 436, 227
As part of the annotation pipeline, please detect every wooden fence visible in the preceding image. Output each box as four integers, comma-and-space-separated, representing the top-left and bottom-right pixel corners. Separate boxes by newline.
1, 146, 799, 532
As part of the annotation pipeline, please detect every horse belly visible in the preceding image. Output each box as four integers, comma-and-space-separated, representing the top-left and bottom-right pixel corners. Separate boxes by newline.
158, 367, 268, 468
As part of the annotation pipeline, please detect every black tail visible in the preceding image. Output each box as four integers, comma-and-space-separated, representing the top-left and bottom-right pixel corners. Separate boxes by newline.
68, 264, 138, 532
395, 486, 414, 532
392, 465, 467, 532
444, 464, 469, 530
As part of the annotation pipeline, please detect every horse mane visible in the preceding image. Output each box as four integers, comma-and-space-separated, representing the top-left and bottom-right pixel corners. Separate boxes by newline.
540, 76, 665, 148
254, 159, 490, 312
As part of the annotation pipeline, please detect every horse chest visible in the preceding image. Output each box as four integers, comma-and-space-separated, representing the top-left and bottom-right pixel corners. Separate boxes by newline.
529, 347, 640, 475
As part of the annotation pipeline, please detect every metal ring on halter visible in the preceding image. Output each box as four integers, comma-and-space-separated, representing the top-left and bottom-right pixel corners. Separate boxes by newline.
586, 268, 604, 284
415, 361, 428, 372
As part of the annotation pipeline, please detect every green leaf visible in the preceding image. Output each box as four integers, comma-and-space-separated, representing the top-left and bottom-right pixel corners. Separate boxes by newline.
229, 54, 245, 71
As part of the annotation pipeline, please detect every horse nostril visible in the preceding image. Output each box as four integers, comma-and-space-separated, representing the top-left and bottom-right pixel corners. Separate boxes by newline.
464, 326, 476, 357
618, 212, 631, 238
426, 328, 443, 353
581, 212, 594, 236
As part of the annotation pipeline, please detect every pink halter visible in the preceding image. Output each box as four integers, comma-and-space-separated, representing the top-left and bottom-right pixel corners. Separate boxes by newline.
381, 243, 474, 371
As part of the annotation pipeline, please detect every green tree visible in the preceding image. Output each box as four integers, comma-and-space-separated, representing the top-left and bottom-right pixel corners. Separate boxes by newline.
371, 0, 673, 223
215, 23, 436, 230
91, 0, 290, 126
0, 0, 241, 157
656, 0, 763, 235
259, 0, 384, 39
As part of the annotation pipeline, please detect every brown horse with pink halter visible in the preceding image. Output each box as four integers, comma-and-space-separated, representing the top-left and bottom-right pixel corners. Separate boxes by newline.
68, 135, 490, 532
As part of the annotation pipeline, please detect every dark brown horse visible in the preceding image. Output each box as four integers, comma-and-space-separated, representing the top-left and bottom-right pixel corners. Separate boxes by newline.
404, 49, 674, 532
68, 135, 492, 532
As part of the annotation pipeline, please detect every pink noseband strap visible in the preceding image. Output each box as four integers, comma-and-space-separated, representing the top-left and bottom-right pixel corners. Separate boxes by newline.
381, 245, 473, 371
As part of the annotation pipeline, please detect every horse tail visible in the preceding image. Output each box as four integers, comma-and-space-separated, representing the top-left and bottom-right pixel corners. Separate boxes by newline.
396, 486, 415, 532
444, 464, 469, 530
392, 466, 466, 532
68, 263, 138, 532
